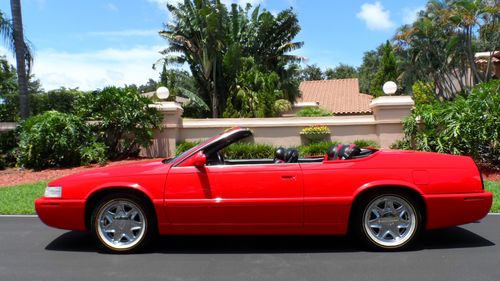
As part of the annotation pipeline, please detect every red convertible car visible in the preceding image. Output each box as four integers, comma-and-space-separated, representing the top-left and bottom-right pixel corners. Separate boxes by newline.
36, 127, 492, 252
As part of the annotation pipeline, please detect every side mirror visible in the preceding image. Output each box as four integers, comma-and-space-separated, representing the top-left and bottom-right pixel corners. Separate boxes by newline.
192, 151, 206, 167
178, 150, 206, 167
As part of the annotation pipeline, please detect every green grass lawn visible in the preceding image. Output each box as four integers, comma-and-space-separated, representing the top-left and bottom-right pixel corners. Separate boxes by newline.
0, 181, 47, 215
485, 181, 500, 213
0, 180, 499, 215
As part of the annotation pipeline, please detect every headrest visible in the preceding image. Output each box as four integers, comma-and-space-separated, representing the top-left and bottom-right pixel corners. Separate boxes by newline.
274, 147, 286, 162
327, 144, 361, 160
285, 148, 299, 163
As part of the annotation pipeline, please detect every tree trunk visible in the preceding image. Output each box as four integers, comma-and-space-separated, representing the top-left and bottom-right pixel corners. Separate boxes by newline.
10, 0, 29, 120
465, 27, 481, 85
211, 92, 218, 118
211, 61, 218, 118
484, 51, 493, 82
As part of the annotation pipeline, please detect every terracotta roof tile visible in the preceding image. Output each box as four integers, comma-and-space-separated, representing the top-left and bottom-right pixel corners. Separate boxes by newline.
298, 78, 373, 115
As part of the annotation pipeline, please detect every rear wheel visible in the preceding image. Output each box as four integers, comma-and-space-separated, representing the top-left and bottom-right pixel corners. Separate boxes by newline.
356, 193, 421, 250
91, 194, 153, 253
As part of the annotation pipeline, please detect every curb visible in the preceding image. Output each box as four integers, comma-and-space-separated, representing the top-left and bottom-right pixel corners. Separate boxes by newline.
0, 215, 38, 218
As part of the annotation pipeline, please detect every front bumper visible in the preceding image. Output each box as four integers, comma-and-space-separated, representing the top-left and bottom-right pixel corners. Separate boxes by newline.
35, 197, 87, 231
424, 192, 493, 229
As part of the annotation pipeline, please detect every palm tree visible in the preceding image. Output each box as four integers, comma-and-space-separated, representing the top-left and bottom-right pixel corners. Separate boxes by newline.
160, 0, 226, 118
227, 5, 304, 102
160, 0, 303, 117
10, 0, 32, 119
0, 5, 32, 120
395, 0, 499, 99
447, 0, 499, 82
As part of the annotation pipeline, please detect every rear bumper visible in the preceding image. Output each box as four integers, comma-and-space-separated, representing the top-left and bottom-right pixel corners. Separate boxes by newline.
35, 197, 86, 231
424, 192, 493, 230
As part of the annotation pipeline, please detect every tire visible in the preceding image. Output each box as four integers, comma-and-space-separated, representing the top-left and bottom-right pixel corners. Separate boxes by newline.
354, 193, 422, 251
90, 194, 154, 253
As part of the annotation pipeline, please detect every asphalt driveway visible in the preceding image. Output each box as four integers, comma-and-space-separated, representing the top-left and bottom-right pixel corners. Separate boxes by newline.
0, 215, 499, 281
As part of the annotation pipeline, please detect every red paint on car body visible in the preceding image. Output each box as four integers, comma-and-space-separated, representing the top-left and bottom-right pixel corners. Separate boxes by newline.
35, 128, 492, 237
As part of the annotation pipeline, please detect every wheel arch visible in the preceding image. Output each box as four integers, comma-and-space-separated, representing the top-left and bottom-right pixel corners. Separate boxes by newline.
348, 182, 427, 233
84, 185, 158, 232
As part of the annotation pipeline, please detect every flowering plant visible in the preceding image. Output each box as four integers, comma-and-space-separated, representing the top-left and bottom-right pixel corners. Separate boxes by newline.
300, 125, 331, 142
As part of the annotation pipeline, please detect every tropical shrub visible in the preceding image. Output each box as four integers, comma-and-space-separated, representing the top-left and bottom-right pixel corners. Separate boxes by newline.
298, 141, 339, 157
17, 111, 106, 170
0, 130, 18, 169
0, 94, 19, 122
296, 107, 332, 117
274, 99, 292, 116
369, 41, 399, 97
390, 139, 412, 150
411, 81, 436, 105
403, 81, 500, 169
223, 57, 284, 118
353, 139, 379, 148
80, 142, 108, 166
31, 87, 83, 115
223, 142, 275, 159
175, 140, 201, 156
76, 86, 163, 160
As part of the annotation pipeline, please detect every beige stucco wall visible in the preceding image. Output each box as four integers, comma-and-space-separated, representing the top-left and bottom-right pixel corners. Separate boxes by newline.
0, 96, 414, 158
0, 122, 17, 132
141, 95, 414, 158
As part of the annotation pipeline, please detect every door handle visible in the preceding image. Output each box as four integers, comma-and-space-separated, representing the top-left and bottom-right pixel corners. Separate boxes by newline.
281, 175, 296, 180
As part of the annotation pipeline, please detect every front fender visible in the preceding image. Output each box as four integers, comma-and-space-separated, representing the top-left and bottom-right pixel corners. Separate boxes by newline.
85, 182, 155, 201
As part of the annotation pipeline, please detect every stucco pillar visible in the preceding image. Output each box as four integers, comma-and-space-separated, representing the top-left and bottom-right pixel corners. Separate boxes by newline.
370, 96, 414, 148
141, 102, 183, 158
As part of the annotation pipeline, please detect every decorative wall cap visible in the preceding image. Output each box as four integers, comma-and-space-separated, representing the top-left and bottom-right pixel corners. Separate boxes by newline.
292, 102, 319, 108
0, 122, 17, 132
369, 95, 414, 109
181, 115, 376, 128
149, 101, 184, 113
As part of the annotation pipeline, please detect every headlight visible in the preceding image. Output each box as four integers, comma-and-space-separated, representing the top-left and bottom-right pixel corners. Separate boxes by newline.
44, 186, 62, 198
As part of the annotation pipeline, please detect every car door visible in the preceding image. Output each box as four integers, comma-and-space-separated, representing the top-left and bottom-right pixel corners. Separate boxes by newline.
164, 162, 303, 229
300, 160, 373, 233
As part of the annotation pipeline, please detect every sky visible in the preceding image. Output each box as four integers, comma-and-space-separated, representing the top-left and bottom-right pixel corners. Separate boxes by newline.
0, 0, 427, 91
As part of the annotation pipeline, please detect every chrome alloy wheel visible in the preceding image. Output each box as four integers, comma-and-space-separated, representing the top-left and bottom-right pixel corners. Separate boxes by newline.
363, 195, 417, 248
96, 199, 147, 251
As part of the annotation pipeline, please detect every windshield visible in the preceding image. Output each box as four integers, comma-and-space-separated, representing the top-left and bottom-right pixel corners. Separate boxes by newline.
163, 145, 199, 164
163, 127, 250, 165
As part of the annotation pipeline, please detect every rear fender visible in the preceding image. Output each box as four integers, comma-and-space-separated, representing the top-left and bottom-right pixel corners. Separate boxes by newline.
354, 180, 424, 198
348, 180, 427, 233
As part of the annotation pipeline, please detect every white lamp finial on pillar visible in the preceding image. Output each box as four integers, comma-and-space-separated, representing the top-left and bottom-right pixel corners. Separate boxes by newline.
156, 86, 170, 100
382, 81, 397, 95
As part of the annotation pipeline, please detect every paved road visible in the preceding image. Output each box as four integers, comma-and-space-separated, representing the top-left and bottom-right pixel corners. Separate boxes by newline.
0, 215, 499, 281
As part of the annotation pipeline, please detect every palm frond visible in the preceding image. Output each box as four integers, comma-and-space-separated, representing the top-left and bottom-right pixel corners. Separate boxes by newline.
178, 87, 209, 110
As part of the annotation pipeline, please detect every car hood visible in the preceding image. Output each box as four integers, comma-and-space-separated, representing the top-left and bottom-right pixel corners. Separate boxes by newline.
48, 159, 171, 186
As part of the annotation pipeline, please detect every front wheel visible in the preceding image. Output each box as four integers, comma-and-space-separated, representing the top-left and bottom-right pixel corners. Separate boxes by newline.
91, 195, 153, 253
356, 193, 422, 250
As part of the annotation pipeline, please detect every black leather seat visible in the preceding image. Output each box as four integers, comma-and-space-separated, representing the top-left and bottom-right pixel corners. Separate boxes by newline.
327, 144, 361, 160
274, 147, 286, 163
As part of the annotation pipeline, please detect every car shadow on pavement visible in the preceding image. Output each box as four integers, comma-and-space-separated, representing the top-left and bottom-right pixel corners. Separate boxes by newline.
420, 226, 495, 250
45, 226, 494, 254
